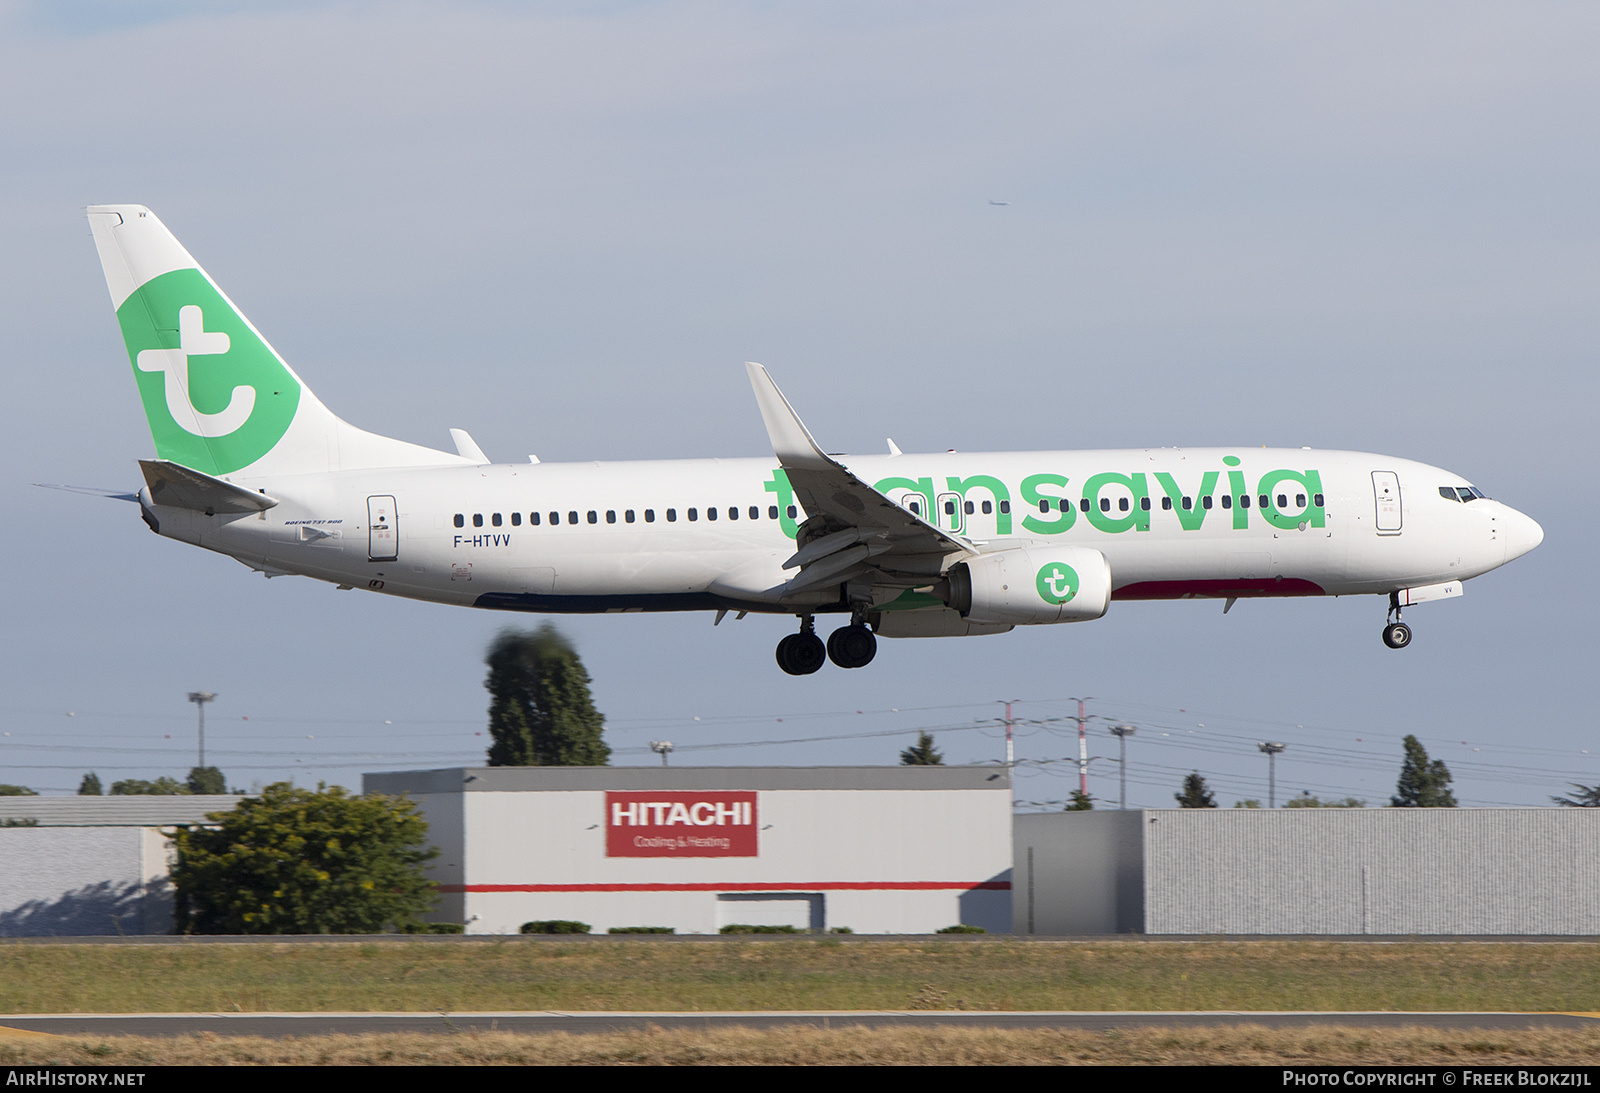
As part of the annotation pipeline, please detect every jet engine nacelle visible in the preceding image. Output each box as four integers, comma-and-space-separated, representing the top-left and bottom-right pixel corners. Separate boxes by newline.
947, 546, 1112, 625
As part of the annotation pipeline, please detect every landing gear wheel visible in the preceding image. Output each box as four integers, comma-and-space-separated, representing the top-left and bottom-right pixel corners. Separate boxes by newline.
776, 631, 826, 675
827, 624, 878, 669
1382, 622, 1412, 649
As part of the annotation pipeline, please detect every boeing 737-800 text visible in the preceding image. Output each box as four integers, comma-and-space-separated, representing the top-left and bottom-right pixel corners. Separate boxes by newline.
82, 206, 1543, 674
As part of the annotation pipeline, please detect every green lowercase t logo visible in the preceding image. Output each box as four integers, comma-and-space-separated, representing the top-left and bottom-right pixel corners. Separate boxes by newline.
116, 268, 300, 475
1035, 562, 1079, 604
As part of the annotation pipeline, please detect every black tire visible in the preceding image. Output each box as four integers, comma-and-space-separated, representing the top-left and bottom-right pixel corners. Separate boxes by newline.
1382, 622, 1412, 649
775, 634, 802, 675
788, 631, 827, 675
828, 624, 877, 669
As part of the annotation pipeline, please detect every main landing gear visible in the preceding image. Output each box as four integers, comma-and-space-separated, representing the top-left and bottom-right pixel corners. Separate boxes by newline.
1382, 593, 1412, 650
776, 615, 877, 674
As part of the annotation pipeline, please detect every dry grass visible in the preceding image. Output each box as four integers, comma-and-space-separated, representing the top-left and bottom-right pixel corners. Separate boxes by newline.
2, 938, 1598, 1015
3, 1025, 1600, 1066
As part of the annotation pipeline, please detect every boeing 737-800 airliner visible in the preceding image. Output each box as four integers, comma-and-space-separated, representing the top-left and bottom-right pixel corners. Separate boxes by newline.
83, 206, 1543, 674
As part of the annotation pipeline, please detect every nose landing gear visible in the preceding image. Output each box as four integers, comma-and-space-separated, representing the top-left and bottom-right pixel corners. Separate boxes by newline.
1382, 593, 1412, 649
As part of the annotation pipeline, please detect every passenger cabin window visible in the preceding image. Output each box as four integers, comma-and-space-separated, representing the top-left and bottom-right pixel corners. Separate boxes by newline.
1140, 497, 1150, 511
1314, 493, 1325, 506
1259, 495, 1269, 509
1296, 494, 1306, 507
1038, 500, 1049, 513
606, 510, 616, 524
550, 511, 560, 525
511, 512, 521, 526
1201, 496, 1212, 510
568, 511, 578, 524
1161, 497, 1173, 511
980, 500, 992, 515
769, 506, 779, 519
706, 507, 716, 521
645, 509, 655, 522
1099, 498, 1110, 512
1240, 495, 1250, 508
1058, 499, 1070, 512
1277, 494, 1288, 508
964, 501, 975, 515
688, 508, 698, 521
587, 510, 598, 524
912, 501, 924, 515
749, 506, 759, 520
999, 500, 1010, 514
1181, 497, 1192, 510
1119, 498, 1130, 512
453, 514, 464, 528
787, 505, 797, 519
625, 510, 635, 523
1221, 495, 1232, 509
667, 509, 677, 521
1080, 499, 1090, 512
728, 507, 737, 520
530, 512, 541, 525
945, 500, 957, 515
492, 513, 502, 527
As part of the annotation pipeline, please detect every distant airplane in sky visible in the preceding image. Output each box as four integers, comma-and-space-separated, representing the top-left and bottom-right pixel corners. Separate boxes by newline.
988, 200, 1009, 205
81, 206, 1543, 674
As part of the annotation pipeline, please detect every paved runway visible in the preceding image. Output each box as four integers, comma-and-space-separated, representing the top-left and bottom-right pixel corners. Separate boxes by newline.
3, 1011, 1598, 1039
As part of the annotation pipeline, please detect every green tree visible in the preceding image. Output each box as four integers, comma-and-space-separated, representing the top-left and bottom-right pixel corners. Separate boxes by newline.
1064, 789, 1093, 811
1283, 792, 1367, 808
0, 784, 37, 796
1175, 772, 1217, 809
78, 773, 103, 796
1552, 784, 1600, 807
1233, 799, 1262, 809
187, 766, 227, 794
485, 625, 610, 766
171, 782, 437, 934
899, 732, 944, 765
1390, 735, 1457, 807
111, 776, 190, 796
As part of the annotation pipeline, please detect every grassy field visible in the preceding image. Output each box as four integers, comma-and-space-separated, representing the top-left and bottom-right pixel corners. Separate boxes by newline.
2, 938, 1599, 1015
4, 1026, 1600, 1066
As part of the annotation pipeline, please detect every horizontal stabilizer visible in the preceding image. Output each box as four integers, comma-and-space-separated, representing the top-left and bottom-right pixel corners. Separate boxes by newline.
34, 483, 140, 502
139, 459, 279, 514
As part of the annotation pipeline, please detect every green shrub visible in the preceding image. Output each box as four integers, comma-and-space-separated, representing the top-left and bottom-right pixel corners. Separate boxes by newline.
520, 920, 591, 934
935, 924, 987, 934
607, 926, 674, 934
719, 924, 799, 934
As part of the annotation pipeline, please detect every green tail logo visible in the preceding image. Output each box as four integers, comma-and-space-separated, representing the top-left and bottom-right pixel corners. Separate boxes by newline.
116, 268, 300, 475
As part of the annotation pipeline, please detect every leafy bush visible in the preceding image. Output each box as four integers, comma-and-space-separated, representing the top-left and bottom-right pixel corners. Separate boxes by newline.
607, 926, 675, 934
520, 920, 591, 934
171, 782, 437, 934
719, 924, 799, 934
936, 924, 987, 934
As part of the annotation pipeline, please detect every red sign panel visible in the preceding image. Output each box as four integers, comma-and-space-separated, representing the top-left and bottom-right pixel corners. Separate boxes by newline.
605, 790, 759, 857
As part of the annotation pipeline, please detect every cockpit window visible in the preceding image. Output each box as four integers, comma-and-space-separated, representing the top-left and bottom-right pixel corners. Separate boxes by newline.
1443, 485, 1487, 502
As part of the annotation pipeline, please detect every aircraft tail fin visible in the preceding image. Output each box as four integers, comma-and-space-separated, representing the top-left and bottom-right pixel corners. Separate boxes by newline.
87, 205, 469, 478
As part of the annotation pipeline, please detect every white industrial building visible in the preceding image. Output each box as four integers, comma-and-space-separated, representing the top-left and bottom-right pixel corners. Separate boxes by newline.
1015, 808, 1600, 935
364, 766, 1014, 935
0, 796, 241, 937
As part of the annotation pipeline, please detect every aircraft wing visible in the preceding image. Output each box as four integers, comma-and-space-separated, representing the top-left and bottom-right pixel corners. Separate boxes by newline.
745, 363, 975, 596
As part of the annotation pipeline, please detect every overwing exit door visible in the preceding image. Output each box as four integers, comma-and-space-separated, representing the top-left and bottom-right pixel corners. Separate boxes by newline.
368, 495, 398, 561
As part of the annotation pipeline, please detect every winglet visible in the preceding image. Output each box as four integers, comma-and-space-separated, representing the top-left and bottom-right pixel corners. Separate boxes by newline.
745, 362, 831, 469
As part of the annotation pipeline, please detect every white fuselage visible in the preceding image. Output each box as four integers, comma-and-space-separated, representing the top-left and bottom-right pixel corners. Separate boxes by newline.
142, 446, 1542, 622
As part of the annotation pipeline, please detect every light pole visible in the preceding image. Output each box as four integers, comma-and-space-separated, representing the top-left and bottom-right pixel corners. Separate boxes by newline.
1108, 724, 1136, 809
1258, 741, 1286, 808
649, 740, 674, 767
187, 692, 216, 769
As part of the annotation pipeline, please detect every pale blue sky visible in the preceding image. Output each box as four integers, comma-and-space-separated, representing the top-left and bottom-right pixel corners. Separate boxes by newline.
0, 1, 1592, 807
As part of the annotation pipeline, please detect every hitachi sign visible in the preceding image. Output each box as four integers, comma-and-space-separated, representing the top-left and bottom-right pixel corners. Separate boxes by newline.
605, 790, 759, 858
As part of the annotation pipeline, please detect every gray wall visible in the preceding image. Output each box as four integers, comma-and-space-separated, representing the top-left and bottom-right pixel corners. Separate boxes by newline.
1013, 811, 1144, 934
1144, 808, 1600, 935
0, 827, 172, 936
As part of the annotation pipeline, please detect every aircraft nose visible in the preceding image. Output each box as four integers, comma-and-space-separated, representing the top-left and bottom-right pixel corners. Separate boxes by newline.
1501, 506, 1544, 562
